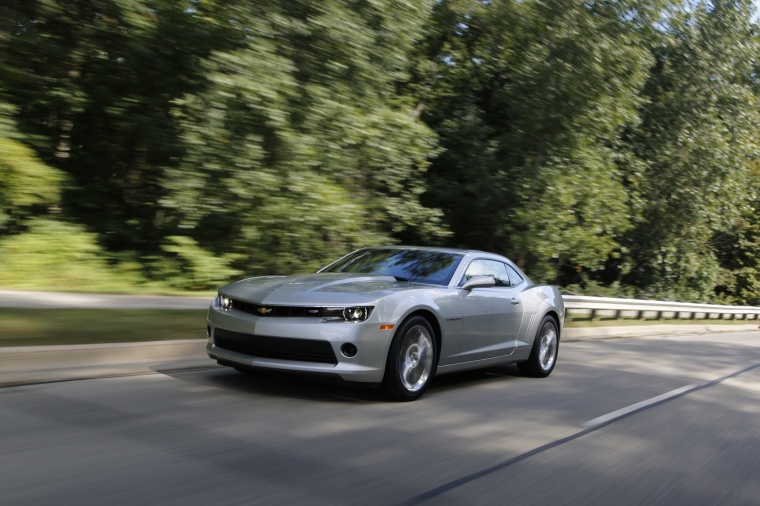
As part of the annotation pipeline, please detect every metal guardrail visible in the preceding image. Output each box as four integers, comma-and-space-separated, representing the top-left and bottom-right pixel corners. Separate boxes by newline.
563, 295, 760, 321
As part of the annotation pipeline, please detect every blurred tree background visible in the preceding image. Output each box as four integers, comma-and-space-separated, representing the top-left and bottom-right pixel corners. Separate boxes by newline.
0, 0, 758, 304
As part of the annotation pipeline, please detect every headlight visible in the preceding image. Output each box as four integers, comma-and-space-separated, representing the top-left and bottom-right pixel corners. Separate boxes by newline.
213, 294, 233, 311
344, 307, 369, 321
322, 306, 373, 322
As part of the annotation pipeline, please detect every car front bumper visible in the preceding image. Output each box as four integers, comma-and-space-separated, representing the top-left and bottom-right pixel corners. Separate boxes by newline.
206, 306, 394, 383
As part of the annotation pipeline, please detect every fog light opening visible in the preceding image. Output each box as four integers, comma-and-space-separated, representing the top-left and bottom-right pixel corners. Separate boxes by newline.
341, 343, 358, 358
206, 325, 212, 339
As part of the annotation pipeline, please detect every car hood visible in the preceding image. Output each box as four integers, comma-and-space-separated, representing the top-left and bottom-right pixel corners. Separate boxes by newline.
219, 272, 428, 305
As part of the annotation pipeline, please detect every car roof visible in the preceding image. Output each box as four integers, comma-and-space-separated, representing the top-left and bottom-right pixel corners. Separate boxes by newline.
363, 245, 507, 259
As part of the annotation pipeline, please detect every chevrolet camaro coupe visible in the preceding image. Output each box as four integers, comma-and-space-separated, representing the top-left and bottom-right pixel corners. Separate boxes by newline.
206, 246, 565, 401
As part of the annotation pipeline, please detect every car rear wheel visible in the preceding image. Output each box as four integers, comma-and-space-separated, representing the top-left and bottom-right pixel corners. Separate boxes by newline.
518, 315, 559, 378
383, 316, 437, 401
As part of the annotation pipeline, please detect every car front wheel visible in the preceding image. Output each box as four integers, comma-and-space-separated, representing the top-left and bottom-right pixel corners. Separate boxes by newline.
383, 316, 437, 401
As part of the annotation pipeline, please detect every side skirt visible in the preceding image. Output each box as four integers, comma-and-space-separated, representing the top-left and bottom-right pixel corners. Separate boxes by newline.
435, 345, 532, 376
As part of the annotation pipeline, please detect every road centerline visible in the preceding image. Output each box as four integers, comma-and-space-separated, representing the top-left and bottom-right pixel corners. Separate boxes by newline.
581, 383, 700, 429
400, 361, 760, 506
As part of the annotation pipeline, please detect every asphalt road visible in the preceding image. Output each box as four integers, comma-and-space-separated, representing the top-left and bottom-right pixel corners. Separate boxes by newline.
1, 331, 758, 505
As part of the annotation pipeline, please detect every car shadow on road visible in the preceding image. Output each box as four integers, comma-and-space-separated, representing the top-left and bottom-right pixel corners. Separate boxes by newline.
426, 364, 524, 395
153, 360, 526, 404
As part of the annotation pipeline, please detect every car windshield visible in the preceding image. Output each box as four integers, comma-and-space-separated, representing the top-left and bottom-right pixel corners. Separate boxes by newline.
322, 248, 463, 286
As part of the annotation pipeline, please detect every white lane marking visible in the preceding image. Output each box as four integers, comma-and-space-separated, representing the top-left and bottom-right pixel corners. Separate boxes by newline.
582, 384, 700, 428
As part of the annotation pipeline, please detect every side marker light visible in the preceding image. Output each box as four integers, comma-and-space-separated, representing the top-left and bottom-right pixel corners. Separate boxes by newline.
380, 324, 395, 330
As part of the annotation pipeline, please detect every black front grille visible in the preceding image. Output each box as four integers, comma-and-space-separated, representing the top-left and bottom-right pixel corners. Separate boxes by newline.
214, 328, 338, 365
231, 299, 323, 317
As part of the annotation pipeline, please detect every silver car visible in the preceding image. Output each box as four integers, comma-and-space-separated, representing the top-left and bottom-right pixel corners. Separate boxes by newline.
206, 246, 565, 400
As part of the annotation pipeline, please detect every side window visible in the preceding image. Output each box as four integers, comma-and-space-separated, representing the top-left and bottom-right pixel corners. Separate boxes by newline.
506, 264, 524, 286
463, 259, 511, 287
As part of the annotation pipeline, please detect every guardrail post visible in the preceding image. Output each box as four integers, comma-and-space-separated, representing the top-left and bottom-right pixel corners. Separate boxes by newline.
590, 309, 599, 322
637, 310, 645, 320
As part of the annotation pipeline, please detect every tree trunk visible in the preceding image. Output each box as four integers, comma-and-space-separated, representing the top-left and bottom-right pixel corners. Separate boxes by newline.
516, 135, 547, 269
413, 61, 438, 118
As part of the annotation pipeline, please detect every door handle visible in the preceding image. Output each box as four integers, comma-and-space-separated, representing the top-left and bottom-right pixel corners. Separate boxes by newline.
511, 298, 520, 305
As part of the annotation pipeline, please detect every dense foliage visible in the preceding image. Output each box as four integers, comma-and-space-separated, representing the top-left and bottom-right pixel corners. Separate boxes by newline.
0, 0, 758, 304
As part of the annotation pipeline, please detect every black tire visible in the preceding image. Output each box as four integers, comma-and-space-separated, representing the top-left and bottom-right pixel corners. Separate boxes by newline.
518, 315, 559, 378
383, 316, 437, 401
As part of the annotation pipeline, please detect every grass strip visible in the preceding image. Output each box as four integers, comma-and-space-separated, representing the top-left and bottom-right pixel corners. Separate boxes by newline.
0, 309, 207, 347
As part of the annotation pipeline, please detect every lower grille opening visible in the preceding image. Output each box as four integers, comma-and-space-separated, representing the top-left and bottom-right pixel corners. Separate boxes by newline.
214, 328, 338, 365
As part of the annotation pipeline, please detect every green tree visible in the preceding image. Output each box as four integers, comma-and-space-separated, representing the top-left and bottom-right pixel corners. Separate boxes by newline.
418, 0, 656, 283
163, 0, 447, 275
0, 101, 63, 232
3, 0, 230, 252
624, 0, 760, 300
712, 161, 760, 305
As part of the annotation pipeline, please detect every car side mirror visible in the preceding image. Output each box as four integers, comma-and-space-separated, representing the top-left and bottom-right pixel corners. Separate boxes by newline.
461, 275, 495, 291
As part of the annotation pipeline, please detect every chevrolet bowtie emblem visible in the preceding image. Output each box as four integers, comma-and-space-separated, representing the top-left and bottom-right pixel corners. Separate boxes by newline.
257, 307, 273, 315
